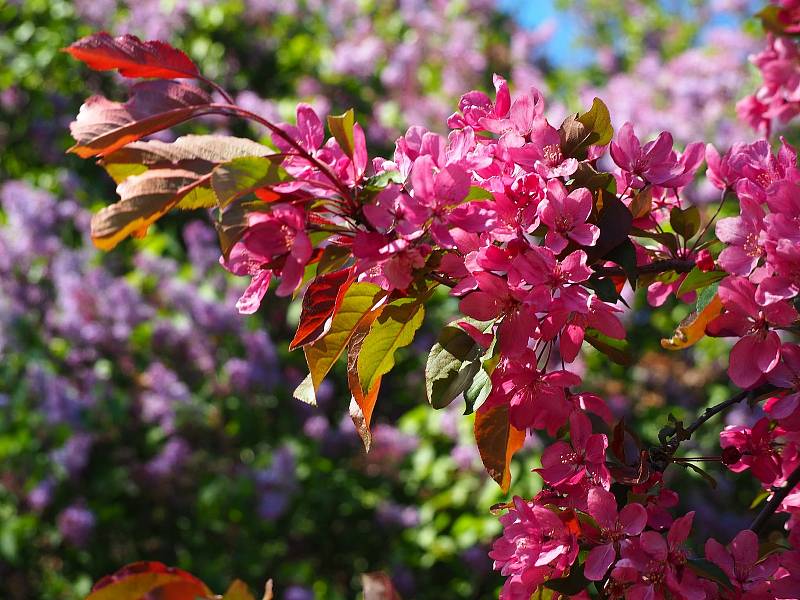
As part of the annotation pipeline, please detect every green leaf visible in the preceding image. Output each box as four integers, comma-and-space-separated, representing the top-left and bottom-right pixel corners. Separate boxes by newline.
670, 206, 701, 240
750, 489, 770, 510
303, 283, 385, 398
327, 109, 356, 159
358, 297, 426, 395
577, 97, 613, 146
211, 156, 289, 208
463, 185, 494, 201
630, 226, 679, 253
586, 274, 620, 303
559, 98, 613, 159
363, 170, 404, 191
676, 267, 726, 297
464, 367, 492, 414
425, 322, 488, 409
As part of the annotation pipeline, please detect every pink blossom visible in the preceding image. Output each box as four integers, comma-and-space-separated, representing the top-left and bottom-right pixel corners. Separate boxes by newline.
705, 529, 779, 596
707, 276, 798, 388
484, 351, 581, 433
766, 344, 800, 428
610, 512, 705, 600
537, 180, 599, 253
610, 123, 695, 188
448, 73, 510, 130
584, 487, 647, 581
352, 232, 428, 291
507, 118, 578, 179
490, 497, 579, 600
716, 181, 766, 276
719, 418, 783, 485
459, 272, 540, 357
510, 248, 593, 298
536, 412, 611, 491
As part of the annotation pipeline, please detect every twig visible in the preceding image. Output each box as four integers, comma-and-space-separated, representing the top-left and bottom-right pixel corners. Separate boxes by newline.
751, 464, 800, 534
684, 384, 777, 439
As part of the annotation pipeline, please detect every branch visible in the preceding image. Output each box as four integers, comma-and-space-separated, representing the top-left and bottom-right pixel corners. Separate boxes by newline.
751, 463, 800, 534
659, 384, 778, 456
684, 384, 777, 438
592, 258, 695, 278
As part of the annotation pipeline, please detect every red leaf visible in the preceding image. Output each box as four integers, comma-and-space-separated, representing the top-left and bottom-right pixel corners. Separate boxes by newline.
474, 404, 526, 493
347, 317, 383, 451
69, 80, 213, 158
65, 33, 199, 80
88, 561, 212, 600
290, 268, 354, 350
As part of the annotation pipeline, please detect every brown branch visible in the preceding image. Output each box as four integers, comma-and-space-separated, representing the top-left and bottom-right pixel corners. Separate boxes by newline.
751, 464, 800, 534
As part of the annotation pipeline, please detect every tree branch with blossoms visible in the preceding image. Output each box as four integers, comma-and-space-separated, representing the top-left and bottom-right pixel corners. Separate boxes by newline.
62, 23, 800, 600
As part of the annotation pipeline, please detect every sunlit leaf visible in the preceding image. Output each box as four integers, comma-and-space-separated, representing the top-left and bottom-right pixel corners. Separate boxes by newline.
87, 562, 212, 600
69, 81, 213, 158
222, 580, 256, 600
301, 283, 386, 401
670, 206, 701, 240
675, 267, 726, 297
357, 297, 426, 396
425, 320, 490, 409
327, 109, 356, 159
661, 293, 724, 350
348, 320, 383, 451
211, 156, 291, 208
290, 268, 354, 349
65, 33, 200, 80
474, 404, 526, 493
91, 168, 208, 250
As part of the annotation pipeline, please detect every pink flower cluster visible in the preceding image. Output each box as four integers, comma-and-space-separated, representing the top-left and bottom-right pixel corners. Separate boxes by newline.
216, 73, 800, 599
738, 1, 800, 135
704, 140, 800, 388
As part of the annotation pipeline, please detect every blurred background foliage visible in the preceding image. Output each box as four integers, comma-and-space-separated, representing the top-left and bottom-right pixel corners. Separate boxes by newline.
0, 0, 787, 598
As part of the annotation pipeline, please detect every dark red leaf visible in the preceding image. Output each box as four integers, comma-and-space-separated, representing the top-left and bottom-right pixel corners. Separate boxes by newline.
65, 33, 200, 80
289, 267, 354, 349
474, 404, 526, 493
69, 80, 213, 158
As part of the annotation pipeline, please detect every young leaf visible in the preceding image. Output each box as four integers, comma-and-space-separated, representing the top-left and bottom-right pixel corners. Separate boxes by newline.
222, 580, 257, 600
348, 322, 382, 451
577, 98, 613, 146
474, 404, 526, 493
661, 293, 724, 350
327, 109, 356, 159
69, 81, 213, 158
670, 206, 701, 240
214, 198, 249, 259
628, 186, 653, 219
675, 267, 726, 297
303, 283, 385, 398
65, 33, 200, 80
211, 156, 291, 208
425, 322, 487, 409
290, 268, 354, 350
87, 562, 212, 600
91, 168, 208, 250
101, 135, 272, 183
357, 297, 426, 395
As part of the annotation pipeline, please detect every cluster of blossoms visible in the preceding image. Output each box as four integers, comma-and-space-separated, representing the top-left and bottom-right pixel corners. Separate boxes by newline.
738, 0, 800, 135
65, 32, 800, 599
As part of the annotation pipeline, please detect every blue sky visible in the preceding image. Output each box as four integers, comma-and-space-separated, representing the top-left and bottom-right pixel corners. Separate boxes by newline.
498, 0, 588, 66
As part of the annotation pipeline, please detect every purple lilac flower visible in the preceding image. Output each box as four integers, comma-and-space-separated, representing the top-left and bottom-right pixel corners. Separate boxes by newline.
51, 432, 93, 478
57, 503, 96, 547
376, 501, 420, 528
144, 437, 192, 481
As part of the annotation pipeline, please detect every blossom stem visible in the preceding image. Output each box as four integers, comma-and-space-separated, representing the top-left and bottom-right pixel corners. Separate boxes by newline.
688, 187, 731, 255
210, 103, 354, 200
750, 463, 800, 534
